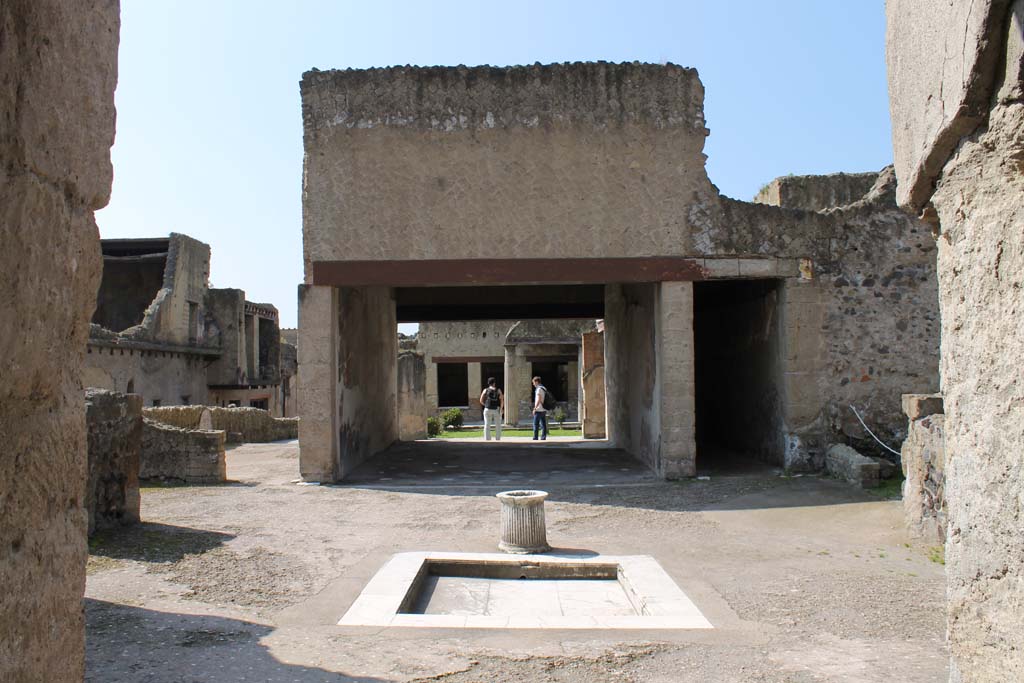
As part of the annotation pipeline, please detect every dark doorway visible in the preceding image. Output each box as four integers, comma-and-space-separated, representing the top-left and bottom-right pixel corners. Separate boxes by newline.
530, 361, 568, 403
437, 362, 469, 408
694, 279, 784, 471
480, 362, 504, 393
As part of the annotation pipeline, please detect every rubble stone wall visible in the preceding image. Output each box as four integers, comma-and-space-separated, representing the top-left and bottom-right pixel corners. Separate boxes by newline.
887, 1, 1024, 679
0, 1, 119, 680
143, 405, 298, 442
901, 394, 947, 543
85, 389, 141, 536
140, 419, 226, 484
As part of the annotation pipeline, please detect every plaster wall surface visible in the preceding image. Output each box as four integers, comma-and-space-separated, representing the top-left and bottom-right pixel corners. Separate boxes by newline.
0, 1, 119, 680
887, 2, 1024, 679
301, 63, 713, 270
335, 286, 398, 476
84, 345, 209, 407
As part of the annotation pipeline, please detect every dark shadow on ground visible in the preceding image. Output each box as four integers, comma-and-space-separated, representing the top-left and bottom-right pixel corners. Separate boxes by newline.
89, 522, 234, 564
86, 599, 390, 682
335, 441, 885, 513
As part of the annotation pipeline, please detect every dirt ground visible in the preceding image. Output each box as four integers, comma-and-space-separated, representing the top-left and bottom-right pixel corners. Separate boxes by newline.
85, 440, 948, 682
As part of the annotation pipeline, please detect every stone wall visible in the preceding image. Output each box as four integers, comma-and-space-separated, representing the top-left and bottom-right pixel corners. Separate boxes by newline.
901, 394, 946, 543
297, 285, 398, 481
140, 419, 226, 484
301, 62, 938, 481
0, 1, 119, 680
143, 405, 298, 442
887, 2, 1024, 679
205, 288, 247, 385
85, 389, 141, 535
301, 63, 713, 270
84, 343, 210, 406
753, 171, 879, 212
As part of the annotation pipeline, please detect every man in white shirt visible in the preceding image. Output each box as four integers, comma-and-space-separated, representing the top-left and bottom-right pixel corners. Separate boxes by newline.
531, 376, 548, 441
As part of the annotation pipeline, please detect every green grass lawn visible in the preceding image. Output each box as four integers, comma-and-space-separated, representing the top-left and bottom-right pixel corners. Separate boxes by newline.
435, 427, 582, 439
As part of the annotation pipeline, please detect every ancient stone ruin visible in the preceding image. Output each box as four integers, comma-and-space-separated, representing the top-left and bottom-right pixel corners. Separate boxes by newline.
887, 0, 1024, 677
298, 62, 938, 481
85, 232, 296, 415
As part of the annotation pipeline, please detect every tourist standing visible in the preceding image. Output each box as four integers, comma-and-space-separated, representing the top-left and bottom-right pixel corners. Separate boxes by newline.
531, 376, 548, 441
479, 377, 504, 441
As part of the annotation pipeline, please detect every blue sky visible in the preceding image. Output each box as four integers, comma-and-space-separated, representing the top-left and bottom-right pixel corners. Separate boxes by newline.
97, 1, 891, 328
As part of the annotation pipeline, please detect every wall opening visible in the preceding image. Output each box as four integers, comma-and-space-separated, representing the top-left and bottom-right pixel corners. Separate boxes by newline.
694, 279, 784, 470
92, 246, 167, 332
480, 362, 504, 393
437, 362, 469, 408
531, 361, 568, 403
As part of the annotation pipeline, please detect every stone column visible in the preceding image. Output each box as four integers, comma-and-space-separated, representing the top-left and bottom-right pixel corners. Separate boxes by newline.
581, 330, 607, 438
397, 352, 427, 440
467, 361, 482, 421
503, 346, 520, 425
603, 284, 629, 449
658, 281, 696, 478
567, 358, 579, 420
298, 285, 338, 482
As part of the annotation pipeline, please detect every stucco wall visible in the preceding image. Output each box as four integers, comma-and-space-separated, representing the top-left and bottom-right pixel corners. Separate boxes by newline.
887, 2, 1024, 679
84, 344, 209, 407
301, 63, 714, 270
0, 1, 119, 680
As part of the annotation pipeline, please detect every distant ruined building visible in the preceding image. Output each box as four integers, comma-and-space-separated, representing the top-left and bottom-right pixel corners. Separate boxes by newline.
84, 233, 297, 416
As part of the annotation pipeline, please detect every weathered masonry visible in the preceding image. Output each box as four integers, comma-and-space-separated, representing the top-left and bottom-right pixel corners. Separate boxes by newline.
84, 233, 296, 415
299, 62, 939, 482
887, 0, 1024, 678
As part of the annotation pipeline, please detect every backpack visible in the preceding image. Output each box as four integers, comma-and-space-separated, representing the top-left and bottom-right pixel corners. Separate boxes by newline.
540, 385, 557, 410
485, 387, 500, 409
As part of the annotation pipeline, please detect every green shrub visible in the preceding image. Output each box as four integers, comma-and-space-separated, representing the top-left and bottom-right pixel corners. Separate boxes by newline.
551, 406, 567, 427
426, 417, 441, 438
441, 408, 464, 429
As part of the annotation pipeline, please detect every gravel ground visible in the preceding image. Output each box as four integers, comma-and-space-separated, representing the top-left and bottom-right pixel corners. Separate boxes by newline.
85, 440, 948, 682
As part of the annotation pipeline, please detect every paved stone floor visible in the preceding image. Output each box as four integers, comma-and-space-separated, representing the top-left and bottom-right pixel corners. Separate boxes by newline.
85, 440, 949, 682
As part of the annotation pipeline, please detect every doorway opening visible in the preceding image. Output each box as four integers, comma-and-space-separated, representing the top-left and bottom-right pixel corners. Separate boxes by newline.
694, 279, 784, 472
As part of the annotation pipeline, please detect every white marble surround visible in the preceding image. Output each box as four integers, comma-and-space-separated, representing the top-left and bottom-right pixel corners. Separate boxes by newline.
338, 551, 713, 630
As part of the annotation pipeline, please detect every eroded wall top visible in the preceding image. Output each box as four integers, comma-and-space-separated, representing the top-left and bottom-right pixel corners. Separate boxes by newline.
886, 0, 1013, 211
301, 62, 715, 273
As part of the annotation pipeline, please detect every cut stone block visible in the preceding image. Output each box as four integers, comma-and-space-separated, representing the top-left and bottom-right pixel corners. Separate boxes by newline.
901, 393, 944, 420
826, 444, 880, 489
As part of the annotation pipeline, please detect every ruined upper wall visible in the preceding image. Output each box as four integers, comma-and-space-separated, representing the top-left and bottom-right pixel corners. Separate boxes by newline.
886, 0, 1013, 211
301, 62, 713, 273
753, 171, 879, 212
0, 1, 120, 680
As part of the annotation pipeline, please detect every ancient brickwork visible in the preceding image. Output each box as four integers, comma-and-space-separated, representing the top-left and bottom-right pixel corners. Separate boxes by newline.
887, 2, 1024, 679
0, 1, 119, 680
85, 389, 142, 535
140, 419, 226, 484
901, 394, 946, 543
